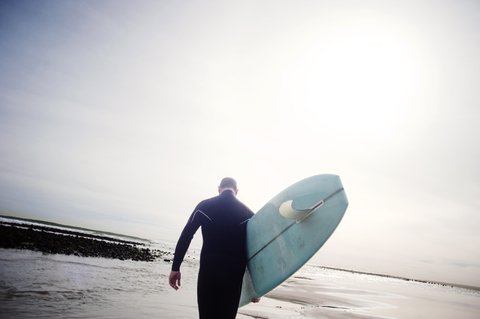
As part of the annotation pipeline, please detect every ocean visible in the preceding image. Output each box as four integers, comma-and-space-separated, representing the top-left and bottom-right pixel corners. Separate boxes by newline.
0, 217, 479, 318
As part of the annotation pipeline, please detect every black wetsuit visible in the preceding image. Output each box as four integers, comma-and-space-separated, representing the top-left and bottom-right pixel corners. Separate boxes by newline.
172, 190, 254, 319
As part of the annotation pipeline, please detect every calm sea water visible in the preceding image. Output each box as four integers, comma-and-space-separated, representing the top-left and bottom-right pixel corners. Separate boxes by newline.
1, 218, 479, 319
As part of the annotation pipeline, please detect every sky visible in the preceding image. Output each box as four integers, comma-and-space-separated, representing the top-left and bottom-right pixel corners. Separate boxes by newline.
1, 0, 479, 287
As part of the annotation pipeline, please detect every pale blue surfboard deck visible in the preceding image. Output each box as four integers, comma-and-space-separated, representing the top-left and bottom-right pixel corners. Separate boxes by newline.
239, 174, 348, 307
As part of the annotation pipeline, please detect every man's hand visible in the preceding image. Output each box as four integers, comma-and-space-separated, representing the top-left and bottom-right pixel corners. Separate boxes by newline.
169, 271, 181, 290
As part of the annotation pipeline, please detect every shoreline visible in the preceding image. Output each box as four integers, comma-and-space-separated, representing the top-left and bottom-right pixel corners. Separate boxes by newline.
314, 265, 480, 292
1, 215, 478, 293
1, 217, 479, 319
0, 214, 147, 242
240, 273, 480, 319
0, 220, 171, 262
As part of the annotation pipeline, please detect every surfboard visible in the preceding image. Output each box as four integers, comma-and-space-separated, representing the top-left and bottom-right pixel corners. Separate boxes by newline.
239, 174, 348, 307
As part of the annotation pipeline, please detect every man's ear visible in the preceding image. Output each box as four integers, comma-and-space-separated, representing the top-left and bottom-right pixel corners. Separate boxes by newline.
235, 189, 239, 196
218, 186, 221, 194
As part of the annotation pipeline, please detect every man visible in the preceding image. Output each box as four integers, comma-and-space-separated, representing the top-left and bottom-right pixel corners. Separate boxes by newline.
169, 177, 258, 319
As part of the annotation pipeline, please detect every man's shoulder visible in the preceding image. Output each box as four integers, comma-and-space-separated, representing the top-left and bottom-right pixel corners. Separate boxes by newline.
196, 192, 254, 215
196, 195, 218, 207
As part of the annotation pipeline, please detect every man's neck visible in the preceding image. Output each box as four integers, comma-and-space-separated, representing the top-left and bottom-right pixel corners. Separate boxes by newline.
219, 188, 236, 195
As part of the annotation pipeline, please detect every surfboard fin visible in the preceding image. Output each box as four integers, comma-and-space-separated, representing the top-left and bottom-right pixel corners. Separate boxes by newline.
279, 199, 325, 221
279, 200, 311, 219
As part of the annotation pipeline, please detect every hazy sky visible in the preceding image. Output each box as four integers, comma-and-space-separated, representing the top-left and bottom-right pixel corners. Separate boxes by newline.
1, 0, 479, 286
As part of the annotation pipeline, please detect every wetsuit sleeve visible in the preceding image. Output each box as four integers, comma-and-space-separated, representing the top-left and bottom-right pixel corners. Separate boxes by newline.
171, 205, 204, 271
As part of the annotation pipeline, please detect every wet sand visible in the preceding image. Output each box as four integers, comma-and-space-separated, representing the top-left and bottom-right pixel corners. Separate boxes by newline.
238, 274, 480, 319
156, 255, 479, 319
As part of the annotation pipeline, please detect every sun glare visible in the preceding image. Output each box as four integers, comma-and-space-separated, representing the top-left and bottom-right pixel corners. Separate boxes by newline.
286, 25, 419, 137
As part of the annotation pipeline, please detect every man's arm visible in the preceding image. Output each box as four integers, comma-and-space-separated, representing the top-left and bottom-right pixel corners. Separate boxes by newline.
171, 210, 202, 271
169, 204, 204, 290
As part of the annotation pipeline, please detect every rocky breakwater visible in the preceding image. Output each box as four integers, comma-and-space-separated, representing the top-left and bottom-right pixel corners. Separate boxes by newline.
0, 221, 169, 262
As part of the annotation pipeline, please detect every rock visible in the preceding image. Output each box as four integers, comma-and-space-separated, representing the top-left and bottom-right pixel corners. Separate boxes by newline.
0, 223, 168, 262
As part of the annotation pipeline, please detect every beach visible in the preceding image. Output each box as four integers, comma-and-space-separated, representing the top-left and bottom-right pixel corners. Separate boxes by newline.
240, 270, 480, 319
0, 217, 479, 318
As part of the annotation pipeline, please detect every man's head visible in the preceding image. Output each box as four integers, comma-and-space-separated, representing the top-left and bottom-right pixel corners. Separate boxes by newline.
218, 177, 238, 195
